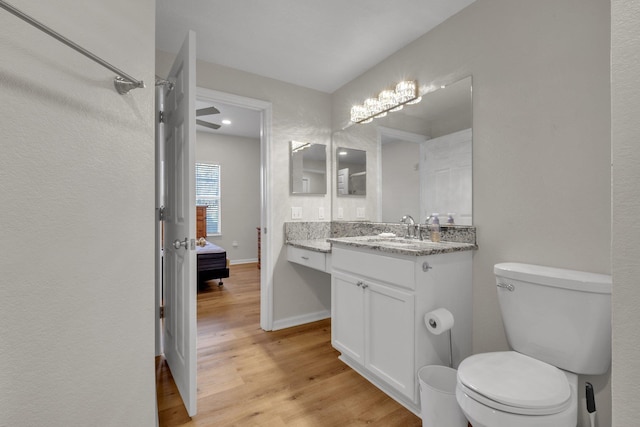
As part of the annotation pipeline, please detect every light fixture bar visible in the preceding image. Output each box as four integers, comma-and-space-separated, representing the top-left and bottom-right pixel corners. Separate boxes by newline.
350, 80, 422, 124
351, 95, 422, 124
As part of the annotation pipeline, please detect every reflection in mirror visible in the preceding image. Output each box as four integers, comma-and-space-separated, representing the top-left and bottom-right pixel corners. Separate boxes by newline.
290, 141, 327, 194
332, 76, 472, 223
380, 77, 472, 224
336, 147, 366, 196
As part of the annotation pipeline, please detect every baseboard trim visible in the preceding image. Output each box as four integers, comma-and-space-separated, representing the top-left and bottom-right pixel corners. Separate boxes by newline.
229, 258, 258, 265
272, 310, 330, 331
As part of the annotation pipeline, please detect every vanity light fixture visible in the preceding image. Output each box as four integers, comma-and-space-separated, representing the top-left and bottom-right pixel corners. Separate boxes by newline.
350, 80, 422, 124
291, 140, 311, 153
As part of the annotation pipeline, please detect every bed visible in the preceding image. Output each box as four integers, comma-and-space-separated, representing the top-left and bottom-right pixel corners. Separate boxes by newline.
196, 242, 229, 288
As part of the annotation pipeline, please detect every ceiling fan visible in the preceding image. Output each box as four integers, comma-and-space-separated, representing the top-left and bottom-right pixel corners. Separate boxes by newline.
196, 106, 221, 130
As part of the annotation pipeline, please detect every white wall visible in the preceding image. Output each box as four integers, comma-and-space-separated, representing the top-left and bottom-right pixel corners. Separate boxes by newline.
0, 1, 156, 425
197, 132, 261, 263
157, 52, 333, 327
332, 0, 611, 425
611, 0, 640, 425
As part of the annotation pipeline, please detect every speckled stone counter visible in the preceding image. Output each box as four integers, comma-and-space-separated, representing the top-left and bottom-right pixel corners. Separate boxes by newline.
284, 221, 332, 253
286, 239, 331, 253
284, 221, 477, 256
330, 221, 476, 244
327, 235, 476, 257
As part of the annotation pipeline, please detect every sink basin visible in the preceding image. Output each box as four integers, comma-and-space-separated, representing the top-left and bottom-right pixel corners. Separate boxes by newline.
357, 236, 437, 247
327, 234, 476, 257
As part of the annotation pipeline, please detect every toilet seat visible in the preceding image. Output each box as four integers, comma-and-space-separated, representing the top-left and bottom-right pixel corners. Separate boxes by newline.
457, 351, 571, 416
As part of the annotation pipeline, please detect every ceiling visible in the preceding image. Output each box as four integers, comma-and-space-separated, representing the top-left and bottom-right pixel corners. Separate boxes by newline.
195, 99, 261, 139
157, 0, 476, 138
156, 0, 475, 94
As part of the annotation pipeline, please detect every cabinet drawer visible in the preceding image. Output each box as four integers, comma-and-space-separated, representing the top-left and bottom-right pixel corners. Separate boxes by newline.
287, 246, 327, 272
331, 246, 415, 290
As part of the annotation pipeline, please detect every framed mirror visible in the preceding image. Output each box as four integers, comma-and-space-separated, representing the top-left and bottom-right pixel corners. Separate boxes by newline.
290, 141, 327, 194
336, 147, 367, 196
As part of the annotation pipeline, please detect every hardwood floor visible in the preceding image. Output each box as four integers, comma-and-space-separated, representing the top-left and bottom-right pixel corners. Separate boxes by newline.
156, 263, 422, 426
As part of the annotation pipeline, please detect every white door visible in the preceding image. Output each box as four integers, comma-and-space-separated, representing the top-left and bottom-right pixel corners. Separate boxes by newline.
337, 168, 349, 195
420, 129, 472, 225
365, 281, 415, 400
162, 30, 197, 416
331, 272, 365, 364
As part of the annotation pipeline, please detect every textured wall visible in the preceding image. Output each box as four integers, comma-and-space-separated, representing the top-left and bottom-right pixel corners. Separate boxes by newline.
332, 0, 611, 425
611, 0, 640, 425
0, 0, 156, 425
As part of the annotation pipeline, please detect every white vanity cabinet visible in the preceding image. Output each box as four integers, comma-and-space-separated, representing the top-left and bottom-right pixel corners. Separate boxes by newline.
330, 243, 473, 415
286, 245, 331, 273
332, 270, 415, 399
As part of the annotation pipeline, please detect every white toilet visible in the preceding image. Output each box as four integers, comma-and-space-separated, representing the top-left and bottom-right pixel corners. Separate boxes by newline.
456, 263, 611, 427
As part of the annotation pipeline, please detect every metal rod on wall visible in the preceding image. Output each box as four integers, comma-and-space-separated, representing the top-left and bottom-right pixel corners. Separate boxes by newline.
0, 0, 145, 94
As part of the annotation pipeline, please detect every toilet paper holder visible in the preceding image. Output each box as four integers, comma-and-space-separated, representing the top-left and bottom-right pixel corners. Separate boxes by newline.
425, 309, 454, 368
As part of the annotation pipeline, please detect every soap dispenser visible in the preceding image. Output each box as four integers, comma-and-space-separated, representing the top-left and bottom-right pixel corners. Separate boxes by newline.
447, 213, 455, 224
430, 213, 441, 242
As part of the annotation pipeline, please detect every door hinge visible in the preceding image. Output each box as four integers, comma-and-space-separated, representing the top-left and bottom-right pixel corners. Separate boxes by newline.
158, 206, 165, 221
159, 306, 165, 319
159, 111, 165, 124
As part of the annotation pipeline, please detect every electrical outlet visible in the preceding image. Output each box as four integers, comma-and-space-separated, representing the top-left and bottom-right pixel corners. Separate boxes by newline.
291, 206, 302, 219
356, 207, 365, 219
318, 207, 325, 220
337, 207, 344, 219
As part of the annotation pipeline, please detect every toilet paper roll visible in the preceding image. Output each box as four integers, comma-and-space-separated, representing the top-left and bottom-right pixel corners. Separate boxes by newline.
425, 308, 454, 335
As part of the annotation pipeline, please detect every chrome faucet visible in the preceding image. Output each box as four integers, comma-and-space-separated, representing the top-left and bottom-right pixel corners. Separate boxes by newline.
400, 215, 416, 239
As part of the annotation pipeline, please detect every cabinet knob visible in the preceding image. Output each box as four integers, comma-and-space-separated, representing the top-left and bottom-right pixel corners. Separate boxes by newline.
362, 284, 369, 289
356, 281, 364, 287
422, 261, 433, 272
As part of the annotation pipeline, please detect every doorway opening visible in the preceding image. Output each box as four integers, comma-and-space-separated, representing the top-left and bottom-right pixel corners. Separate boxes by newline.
195, 87, 273, 331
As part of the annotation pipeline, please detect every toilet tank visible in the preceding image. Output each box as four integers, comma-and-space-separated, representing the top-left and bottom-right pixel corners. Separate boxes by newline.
494, 263, 611, 375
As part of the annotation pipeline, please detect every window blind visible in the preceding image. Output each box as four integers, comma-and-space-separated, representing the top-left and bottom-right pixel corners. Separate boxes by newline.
195, 163, 221, 235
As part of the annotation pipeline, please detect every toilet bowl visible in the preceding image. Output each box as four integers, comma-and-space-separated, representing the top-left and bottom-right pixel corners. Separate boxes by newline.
455, 352, 577, 427
455, 263, 611, 427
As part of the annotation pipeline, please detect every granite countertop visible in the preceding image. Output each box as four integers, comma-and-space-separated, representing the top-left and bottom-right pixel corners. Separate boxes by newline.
287, 235, 476, 257
327, 235, 477, 257
286, 239, 332, 253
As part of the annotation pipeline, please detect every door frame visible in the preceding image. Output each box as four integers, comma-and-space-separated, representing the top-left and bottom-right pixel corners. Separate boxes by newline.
196, 87, 274, 330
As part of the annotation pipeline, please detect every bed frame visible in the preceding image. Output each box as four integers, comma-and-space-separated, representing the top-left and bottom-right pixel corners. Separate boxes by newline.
196, 242, 229, 288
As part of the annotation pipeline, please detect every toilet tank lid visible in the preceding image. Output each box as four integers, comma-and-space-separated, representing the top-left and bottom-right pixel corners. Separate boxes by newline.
494, 263, 611, 294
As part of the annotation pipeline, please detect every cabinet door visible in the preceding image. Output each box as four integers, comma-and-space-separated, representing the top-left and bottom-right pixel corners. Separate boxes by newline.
332, 273, 365, 364
365, 281, 415, 400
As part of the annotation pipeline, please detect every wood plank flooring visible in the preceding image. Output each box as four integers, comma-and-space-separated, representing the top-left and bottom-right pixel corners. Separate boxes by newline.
156, 263, 422, 426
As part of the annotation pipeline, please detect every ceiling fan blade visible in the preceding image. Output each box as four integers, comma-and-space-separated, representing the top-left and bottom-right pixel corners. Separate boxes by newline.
196, 106, 220, 116
196, 119, 221, 130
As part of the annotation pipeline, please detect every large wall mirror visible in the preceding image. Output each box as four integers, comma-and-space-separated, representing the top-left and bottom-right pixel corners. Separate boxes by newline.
332, 76, 472, 223
290, 141, 327, 194
336, 147, 366, 196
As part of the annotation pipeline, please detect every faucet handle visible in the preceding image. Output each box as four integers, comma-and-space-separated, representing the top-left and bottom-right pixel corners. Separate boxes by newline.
401, 214, 415, 225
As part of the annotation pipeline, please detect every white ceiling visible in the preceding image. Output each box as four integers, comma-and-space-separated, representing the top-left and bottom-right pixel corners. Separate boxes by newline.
195, 99, 261, 139
156, 0, 476, 94
158, 0, 476, 138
